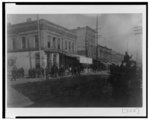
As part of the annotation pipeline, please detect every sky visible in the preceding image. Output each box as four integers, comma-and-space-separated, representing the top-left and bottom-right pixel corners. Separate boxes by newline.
7, 14, 142, 62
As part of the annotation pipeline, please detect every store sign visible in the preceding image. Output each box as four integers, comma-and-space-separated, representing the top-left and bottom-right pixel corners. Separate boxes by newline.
79, 56, 92, 64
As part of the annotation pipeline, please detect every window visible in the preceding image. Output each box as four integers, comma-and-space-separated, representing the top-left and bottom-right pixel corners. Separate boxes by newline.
58, 38, 60, 49
12, 38, 16, 50
69, 41, 71, 50
53, 54, 57, 65
35, 35, 39, 49
53, 37, 56, 49
35, 53, 40, 68
21, 37, 26, 49
65, 41, 67, 50
47, 36, 51, 48
72, 43, 74, 52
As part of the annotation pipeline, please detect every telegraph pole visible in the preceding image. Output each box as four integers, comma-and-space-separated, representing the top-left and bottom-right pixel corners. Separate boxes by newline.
37, 14, 46, 79
96, 15, 99, 59
28, 38, 32, 69
133, 26, 142, 65
37, 14, 41, 65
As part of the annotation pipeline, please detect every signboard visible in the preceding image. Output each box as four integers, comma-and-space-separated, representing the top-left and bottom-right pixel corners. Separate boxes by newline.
66, 53, 92, 64
79, 56, 92, 64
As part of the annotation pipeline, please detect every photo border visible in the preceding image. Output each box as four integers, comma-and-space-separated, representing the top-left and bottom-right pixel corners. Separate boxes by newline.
2, 2, 148, 118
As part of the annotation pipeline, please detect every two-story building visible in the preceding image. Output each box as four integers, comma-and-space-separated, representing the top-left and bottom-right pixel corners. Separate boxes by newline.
7, 18, 77, 74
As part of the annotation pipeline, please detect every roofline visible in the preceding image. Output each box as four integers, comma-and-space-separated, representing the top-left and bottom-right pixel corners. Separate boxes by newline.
8, 19, 76, 36
72, 26, 96, 33
85, 26, 96, 32
98, 44, 112, 50
40, 19, 76, 35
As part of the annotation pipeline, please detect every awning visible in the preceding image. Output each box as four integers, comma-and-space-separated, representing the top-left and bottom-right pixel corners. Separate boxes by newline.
66, 54, 93, 64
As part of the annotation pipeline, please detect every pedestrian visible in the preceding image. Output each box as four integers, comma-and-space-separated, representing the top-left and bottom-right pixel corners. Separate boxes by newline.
41, 67, 44, 77
51, 63, 58, 78
123, 52, 132, 65
61, 65, 65, 76
11, 65, 17, 81
20, 67, 24, 78
45, 66, 49, 79
77, 65, 81, 76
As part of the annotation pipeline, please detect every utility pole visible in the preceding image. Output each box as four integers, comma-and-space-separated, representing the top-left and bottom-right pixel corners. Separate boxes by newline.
127, 39, 129, 52
28, 38, 32, 69
62, 36, 64, 67
96, 15, 99, 59
133, 26, 142, 65
37, 14, 41, 65
37, 14, 46, 79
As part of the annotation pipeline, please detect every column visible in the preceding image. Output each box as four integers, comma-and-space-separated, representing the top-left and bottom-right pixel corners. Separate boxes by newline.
56, 53, 59, 68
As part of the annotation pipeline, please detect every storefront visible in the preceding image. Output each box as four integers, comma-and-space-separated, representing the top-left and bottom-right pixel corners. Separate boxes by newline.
45, 50, 80, 69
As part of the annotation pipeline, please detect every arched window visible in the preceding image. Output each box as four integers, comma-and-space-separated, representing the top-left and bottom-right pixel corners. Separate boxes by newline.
53, 37, 56, 49
69, 41, 71, 50
35, 35, 39, 49
58, 38, 60, 49
21, 37, 26, 49
72, 42, 74, 52
65, 41, 67, 50
47, 36, 51, 48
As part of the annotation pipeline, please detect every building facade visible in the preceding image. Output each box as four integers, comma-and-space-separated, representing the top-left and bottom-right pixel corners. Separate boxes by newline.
111, 51, 124, 65
73, 26, 97, 59
97, 45, 112, 63
7, 19, 77, 74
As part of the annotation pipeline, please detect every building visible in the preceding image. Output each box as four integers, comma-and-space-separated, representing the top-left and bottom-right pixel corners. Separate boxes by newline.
7, 18, 77, 74
97, 45, 112, 63
111, 51, 124, 65
72, 26, 97, 59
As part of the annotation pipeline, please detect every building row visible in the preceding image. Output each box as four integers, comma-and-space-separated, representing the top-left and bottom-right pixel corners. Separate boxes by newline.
7, 18, 124, 74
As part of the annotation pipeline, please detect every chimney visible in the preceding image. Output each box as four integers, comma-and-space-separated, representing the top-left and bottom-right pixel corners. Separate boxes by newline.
26, 18, 32, 22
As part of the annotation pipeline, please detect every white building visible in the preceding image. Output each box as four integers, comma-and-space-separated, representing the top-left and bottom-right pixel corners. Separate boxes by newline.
7, 18, 77, 75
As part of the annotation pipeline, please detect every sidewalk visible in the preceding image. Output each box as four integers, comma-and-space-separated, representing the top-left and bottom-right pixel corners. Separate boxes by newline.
8, 77, 44, 85
8, 70, 110, 85
82, 70, 109, 75
7, 87, 34, 107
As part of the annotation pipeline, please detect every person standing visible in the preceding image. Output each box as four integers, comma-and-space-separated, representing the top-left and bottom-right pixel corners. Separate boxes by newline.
11, 65, 17, 81
123, 52, 132, 65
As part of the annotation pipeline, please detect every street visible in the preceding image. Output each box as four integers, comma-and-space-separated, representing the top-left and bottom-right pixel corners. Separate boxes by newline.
8, 71, 142, 107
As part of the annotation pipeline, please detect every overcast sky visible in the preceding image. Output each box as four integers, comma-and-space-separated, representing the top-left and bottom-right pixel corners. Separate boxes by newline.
7, 14, 142, 62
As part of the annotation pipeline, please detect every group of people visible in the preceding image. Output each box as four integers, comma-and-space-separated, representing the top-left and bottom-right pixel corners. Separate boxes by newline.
109, 52, 141, 103
45, 63, 83, 79
10, 66, 24, 81
10, 63, 84, 81
110, 52, 137, 82
28, 67, 44, 78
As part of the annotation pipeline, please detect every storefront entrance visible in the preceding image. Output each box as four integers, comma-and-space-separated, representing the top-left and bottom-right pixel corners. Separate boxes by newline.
45, 51, 80, 70
46, 52, 59, 69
